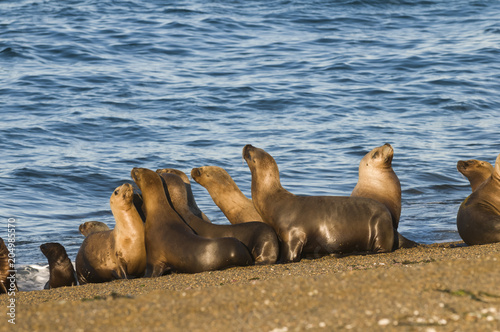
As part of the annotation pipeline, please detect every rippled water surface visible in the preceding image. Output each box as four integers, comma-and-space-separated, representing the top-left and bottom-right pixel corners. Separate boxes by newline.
1, 0, 500, 290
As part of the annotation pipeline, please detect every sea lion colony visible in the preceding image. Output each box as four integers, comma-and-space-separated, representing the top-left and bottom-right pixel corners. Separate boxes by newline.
3, 144, 499, 291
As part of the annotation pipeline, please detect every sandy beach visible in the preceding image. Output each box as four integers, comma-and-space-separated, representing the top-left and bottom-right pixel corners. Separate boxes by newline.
2, 241, 500, 331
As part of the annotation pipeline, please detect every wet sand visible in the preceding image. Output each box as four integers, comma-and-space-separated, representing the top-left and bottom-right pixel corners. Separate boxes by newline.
2, 241, 500, 331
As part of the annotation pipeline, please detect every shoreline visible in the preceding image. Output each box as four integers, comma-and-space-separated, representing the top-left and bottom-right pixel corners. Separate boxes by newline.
3, 241, 500, 331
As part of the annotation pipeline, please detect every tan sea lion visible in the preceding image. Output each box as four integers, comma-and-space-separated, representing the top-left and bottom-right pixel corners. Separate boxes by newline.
457, 153, 500, 245
243, 144, 395, 263
0, 237, 17, 293
76, 183, 146, 284
158, 172, 279, 265
78, 221, 110, 237
457, 159, 494, 192
351, 144, 418, 249
131, 168, 253, 277
40, 243, 77, 289
156, 168, 211, 223
191, 166, 263, 223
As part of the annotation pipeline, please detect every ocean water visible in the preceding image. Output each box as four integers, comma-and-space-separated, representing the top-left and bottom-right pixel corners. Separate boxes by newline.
1, 0, 499, 291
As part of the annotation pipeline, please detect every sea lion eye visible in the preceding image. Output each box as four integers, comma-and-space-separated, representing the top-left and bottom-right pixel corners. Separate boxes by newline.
114, 190, 119, 196
372, 152, 379, 159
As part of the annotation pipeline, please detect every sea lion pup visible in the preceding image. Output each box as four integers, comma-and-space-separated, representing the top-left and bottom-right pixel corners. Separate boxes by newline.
156, 168, 211, 223
351, 143, 419, 249
243, 144, 395, 263
76, 183, 146, 284
131, 168, 253, 277
457, 153, 500, 245
0, 238, 18, 293
191, 166, 263, 223
457, 159, 494, 192
158, 172, 279, 265
79, 221, 110, 237
40, 243, 77, 289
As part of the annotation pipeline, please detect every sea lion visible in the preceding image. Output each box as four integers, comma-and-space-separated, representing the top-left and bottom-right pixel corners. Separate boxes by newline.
351, 144, 418, 249
79, 221, 110, 237
156, 168, 211, 223
457, 153, 500, 245
40, 243, 77, 289
457, 159, 494, 192
76, 183, 146, 284
158, 172, 279, 265
243, 144, 395, 263
0, 237, 17, 293
191, 166, 263, 223
131, 167, 253, 277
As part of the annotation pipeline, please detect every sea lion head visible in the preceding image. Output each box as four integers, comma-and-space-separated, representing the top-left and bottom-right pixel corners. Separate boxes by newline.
156, 168, 190, 185
457, 159, 494, 191
243, 145, 281, 189
110, 183, 134, 209
40, 243, 68, 262
79, 221, 110, 237
190, 167, 209, 185
360, 143, 394, 170
131, 168, 159, 190
457, 159, 493, 178
191, 166, 232, 187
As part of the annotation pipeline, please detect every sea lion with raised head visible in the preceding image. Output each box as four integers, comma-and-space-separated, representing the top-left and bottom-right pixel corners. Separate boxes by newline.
0, 238, 17, 293
351, 143, 419, 249
40, 243, 77, 289
191, 166, 263, 223
131, 168, 253, 277
457, 153, 500, 245
243, 144, 395, 263
457, 159, 494, 192
76, 183, 146, 284
159, 172, 279, 265
156, 168, 211, 223
79, 221, 110, 237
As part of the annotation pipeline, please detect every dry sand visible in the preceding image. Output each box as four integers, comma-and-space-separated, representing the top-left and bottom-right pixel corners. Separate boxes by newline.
2, 241, 500, 331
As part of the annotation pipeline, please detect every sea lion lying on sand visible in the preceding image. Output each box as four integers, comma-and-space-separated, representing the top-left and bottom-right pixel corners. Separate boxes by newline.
159, 172, 279, 265
131, 168, 252, 277
243, 144, 395, 263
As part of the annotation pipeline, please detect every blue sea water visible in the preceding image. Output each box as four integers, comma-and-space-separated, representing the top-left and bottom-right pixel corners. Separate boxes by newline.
1, 0, 499, 291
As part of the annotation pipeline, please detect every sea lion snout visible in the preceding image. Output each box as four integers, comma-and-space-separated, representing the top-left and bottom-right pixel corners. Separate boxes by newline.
457, 160, 468, 171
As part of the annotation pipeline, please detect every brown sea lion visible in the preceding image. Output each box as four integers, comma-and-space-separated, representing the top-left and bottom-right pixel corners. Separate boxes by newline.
40, 243, 77, 289
243, 144, 395, 263
131, 168, 253, 277
457, 159, 494, 192
156, 168, 211, 223
0, 237, 17, 293
76, 183, 146, 284
158, 172, 279, 265
191, 166, 263, 223
351, 144, 419, 249
78, 221, 110, 237
457, 153, 500, 245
